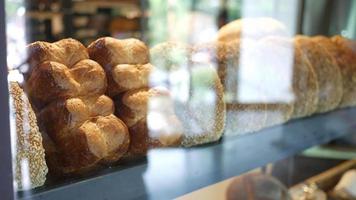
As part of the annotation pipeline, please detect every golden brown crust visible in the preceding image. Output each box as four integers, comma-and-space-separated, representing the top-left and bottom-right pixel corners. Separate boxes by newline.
38, 95, 114, 140
88, 37, 150, 96
296, 36, 343, 113
88, 37, 149, 68
291, 41, 319, 118
25, 59, 107, 109
315, 35, 356, 108
26, 38, 89, 78
38, 95, 129, 174
111, 63, 153, 94
25, 38, 129, 175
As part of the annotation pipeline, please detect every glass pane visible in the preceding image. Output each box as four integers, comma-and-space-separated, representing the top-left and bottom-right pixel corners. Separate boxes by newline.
3, 0, 356, 199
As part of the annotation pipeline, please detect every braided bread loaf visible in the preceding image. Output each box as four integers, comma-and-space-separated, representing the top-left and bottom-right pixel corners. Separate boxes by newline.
25, 39, 129, 174
88, 37, 183, 156
88, 37, 151, 97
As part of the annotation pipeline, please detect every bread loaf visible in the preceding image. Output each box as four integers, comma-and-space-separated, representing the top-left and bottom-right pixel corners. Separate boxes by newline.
115, 87, 182, 156
88, 37, 183, 155
25, 38, 129, 175
261, 37, 318, 119
151, 42, 226, 146
26, 59, 106, 109
193, 40, 268, 135
234, 38, 296, 126
9, 81, 48, 190
39, 96, 129, 173
314, 35, 356, 108
26, 38, 89, 79
88, 37, 151, 97
217, 17, 289, 42
295, 36, 343, 113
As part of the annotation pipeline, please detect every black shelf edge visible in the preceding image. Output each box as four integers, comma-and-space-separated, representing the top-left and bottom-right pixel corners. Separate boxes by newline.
18, 107, 356, 200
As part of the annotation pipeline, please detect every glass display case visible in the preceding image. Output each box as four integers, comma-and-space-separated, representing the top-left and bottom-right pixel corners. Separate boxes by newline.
1, 0, 356, 199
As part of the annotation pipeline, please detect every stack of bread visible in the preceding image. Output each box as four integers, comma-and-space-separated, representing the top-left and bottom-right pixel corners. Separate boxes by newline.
25, 39, 130, 174
21, 17, 356, 176
87, 37, 183, 157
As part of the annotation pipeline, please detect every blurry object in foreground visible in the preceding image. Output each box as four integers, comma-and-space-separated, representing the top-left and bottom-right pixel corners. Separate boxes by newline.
290, 160, 356, 200
150, 42, 226, 147
331, 169, 356, 200
217, 17, 289, 42
9, 81, 48, 190
290, 183, 327, 200
226, 173, 291, 200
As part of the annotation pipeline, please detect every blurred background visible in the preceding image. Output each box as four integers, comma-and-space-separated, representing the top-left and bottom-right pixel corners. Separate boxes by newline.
5, 0, 356, 68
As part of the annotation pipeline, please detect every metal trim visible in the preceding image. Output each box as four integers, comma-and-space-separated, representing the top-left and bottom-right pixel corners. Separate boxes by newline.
0, 0, 15, 199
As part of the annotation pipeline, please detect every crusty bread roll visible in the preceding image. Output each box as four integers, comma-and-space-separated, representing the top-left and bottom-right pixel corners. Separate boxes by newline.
38, 96, 129, 174
25, 59, 106, 109
151, 42, 226, 146
9, 81, 48, 190
217, 17, 289, 42
314, 35, 356, 108
296, 36, 343, 113
25, 38, 129, 175
88, 37, 151, 97
116, 87, 183, 156
26, 38, 89, 78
